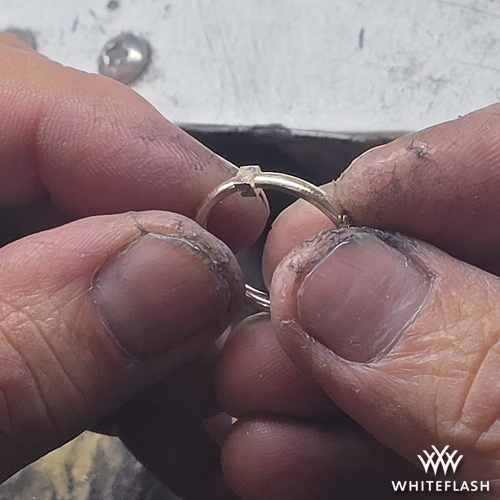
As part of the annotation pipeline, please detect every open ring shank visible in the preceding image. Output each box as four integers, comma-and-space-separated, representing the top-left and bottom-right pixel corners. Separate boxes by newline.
196, 167, 344, 311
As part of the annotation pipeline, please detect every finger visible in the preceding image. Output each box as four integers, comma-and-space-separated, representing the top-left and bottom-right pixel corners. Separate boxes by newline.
0, 35, 267, 250
121, 315, 337, 499
263, 103, 500, 281
91, 348, 222, 436
271, 227, 500, 490
336, 104, 500, 266
222, 417, 433, 500
0, 210, 243, 481
216, 314, 341, 419
263, 199, 336, 288
117, 399, 237, 500
113, 346, 235, 500
138, 348, 221, 421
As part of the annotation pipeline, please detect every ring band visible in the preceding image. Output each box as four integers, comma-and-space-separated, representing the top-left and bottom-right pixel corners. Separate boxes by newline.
196, 165, 346, 311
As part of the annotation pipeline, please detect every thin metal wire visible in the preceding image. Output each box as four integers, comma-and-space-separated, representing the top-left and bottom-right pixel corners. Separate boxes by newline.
196, 165, 345, 311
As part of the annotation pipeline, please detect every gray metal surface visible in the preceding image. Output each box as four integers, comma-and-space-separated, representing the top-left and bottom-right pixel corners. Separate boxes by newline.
1, 0, 499, 134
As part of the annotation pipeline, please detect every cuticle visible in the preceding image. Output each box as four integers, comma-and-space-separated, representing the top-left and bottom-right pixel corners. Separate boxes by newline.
141, 234, 233, 296
91, 232, 232, 297
290, 226, 435, 306
327, 227, 429, 272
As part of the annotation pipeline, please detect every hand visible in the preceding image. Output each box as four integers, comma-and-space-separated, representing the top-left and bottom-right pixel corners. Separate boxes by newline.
0, 33, 268, 499
215, 104, 500, 498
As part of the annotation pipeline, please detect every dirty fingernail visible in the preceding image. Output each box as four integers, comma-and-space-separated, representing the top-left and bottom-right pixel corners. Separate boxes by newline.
297, 232, 431, 363
92, 233, 231, 358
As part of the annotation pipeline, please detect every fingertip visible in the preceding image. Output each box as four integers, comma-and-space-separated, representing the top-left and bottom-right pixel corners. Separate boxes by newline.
0, 42, 268, 252
263, 197, 335, 288
204, 187, 269, 253
335, 102, 500, 264
216, 314, 340, 419
223, 417, 419, 500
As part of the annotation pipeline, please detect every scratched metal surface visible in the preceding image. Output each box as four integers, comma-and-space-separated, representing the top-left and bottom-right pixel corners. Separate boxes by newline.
1, 0, 500, 134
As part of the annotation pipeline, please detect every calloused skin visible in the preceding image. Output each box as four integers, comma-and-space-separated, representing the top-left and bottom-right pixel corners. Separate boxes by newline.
3, 30, 500, 500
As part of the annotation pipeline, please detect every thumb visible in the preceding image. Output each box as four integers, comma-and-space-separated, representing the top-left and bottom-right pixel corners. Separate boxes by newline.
271, 227, 500, 487
0, 211, 242, 481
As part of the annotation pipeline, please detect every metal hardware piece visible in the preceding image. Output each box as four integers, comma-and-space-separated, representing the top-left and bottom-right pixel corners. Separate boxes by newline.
98, 33, 150, 85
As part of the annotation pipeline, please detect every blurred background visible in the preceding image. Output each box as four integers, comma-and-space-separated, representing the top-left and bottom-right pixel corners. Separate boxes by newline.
1, 0, 499, 498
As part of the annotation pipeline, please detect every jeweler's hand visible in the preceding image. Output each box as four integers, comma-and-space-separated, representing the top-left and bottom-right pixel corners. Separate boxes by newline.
216, 103, 500, 499
0, 34, 268, 498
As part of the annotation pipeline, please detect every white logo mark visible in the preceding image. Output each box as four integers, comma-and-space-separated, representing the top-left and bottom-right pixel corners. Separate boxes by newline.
418, 445, 463, 475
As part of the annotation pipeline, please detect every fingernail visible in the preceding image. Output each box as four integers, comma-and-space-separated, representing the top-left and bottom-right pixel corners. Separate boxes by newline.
92, 233, 231, 358
297, 231, 431, 363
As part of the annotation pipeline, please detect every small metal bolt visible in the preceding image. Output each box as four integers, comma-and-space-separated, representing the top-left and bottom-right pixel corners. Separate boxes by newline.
98, 33, 151, 85
5, 28, 37, 50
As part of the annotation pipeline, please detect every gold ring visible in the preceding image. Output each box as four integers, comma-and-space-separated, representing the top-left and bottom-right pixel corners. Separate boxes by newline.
196, 165, 346, 311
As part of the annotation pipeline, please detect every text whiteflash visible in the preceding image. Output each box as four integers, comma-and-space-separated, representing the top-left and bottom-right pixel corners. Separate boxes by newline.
392, 480, 489, 492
